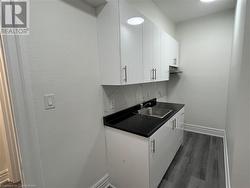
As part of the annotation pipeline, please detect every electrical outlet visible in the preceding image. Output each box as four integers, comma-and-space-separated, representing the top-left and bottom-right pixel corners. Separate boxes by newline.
158, 91, 162, 97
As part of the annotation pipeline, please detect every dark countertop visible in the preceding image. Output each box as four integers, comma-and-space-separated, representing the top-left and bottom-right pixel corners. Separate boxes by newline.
103, 99, 185, 138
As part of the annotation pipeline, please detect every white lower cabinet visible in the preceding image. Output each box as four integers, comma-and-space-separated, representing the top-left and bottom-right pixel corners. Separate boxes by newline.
149, 121, 174, 188
105, 108, 185, 188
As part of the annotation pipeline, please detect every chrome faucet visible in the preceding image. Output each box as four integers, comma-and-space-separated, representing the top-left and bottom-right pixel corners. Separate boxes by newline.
140, 101, 152, 109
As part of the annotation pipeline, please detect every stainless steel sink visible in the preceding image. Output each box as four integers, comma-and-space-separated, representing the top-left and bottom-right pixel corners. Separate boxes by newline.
137, 107, 173, 119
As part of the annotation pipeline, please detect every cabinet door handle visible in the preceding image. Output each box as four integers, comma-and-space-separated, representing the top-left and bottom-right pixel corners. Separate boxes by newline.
173, 58, 177, 65
153, 69, 155, 80
172, 119, 177, 130
151, 139, 156, 153
152, 69, 155, 80
154, 69, 157, 80
123, 66, 127, 83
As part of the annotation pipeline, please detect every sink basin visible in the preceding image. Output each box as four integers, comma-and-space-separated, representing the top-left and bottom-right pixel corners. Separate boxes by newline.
137, 107, 173, 119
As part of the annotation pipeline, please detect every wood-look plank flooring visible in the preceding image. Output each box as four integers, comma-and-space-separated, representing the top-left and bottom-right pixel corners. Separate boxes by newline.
0, 181, 21, 188
158, 132, 226, 188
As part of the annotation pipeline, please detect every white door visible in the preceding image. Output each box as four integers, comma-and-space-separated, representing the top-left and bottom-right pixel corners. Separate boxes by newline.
149, 121, 174, 188
120, 0, 144, 84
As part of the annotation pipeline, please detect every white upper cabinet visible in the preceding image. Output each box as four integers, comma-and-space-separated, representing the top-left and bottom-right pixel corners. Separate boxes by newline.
97, 0, 122, 85
142, 18, 164, 83
152, 26, 162, 81
97, 0, 144, 85
168, 36, 179, 67
97, 0, 179, 85
160, 32, 170, 81
120, 0, 144, 85
143, 18, 154, 82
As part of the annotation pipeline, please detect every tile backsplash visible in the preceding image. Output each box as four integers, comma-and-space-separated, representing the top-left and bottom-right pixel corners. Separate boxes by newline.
102, 81, 168, 115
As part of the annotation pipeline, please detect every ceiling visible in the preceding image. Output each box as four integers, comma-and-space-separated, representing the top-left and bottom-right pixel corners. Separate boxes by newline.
153, 0, 236, 23
83, 0, 106, 8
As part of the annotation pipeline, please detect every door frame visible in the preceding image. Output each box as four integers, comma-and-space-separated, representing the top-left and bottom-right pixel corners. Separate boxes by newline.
1, 33, 45, 188
0, 35, 23, 183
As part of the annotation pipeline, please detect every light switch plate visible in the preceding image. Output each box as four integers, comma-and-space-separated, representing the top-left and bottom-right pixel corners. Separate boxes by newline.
44, 94, 55, 110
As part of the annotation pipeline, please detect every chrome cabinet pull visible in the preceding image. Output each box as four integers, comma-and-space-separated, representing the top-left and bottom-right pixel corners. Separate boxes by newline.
151, 139, 156, 153
155, 69, 157, 80
172, 119, 177, 130
174, 58, 177, 65
123, 66, 127, 83
152, 69, 155, 80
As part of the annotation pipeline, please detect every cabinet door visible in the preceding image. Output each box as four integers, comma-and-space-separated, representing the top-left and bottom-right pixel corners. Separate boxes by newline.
169, 37, 179, 67
170, 117, 181, 156
120, 0, 144, 85
143, 20, 162, 83
97, 0, 124, 85
143, 18, 154, 82
153, 25, 161, 81
170, 110, 184, 157
149, 122, 174, 188
176, 109, 184, 144
173, 39, 179, 67
160, 32, 170, 81
106, 127, 150, 188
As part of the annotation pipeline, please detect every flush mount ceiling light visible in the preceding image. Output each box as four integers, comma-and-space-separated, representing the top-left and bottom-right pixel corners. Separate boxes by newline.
127, 17, 144, 25
200, 0, 216, 3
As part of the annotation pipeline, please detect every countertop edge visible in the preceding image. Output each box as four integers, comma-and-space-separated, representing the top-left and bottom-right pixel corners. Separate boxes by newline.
103, 100, 185, 138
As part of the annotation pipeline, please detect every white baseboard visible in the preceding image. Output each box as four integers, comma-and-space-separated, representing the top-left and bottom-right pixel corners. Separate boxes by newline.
184, 123, 225, 137
0, 169, 9, 184
91, 174, 111, 188
184, 123, 231, 188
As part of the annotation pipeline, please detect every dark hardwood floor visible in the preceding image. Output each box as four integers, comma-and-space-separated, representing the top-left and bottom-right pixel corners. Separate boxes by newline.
159, 132, 226, 188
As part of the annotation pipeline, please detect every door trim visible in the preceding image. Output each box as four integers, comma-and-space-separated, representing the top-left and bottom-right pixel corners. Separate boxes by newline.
90, 173, 111, 188
0, 36, 22, 183
1, 34, 45, 188
0, 169, 9, 184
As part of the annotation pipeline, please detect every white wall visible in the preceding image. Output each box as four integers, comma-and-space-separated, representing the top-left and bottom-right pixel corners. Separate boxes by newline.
103, 82, 168, 115
167, 9, 234, 130
128, 0, 175, 37
226, 0, 250, 187
17, 0, 107, 187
